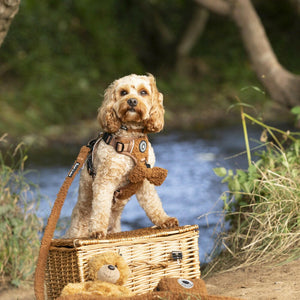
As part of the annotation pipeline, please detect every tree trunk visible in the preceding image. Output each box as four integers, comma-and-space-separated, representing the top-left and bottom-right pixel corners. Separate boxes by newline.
176, 7, 209, 74
195, 0, 300, 107
289, 0, 300, 15
0, 0, 20, 48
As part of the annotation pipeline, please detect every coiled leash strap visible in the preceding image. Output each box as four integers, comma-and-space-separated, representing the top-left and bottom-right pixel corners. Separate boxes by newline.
34, 145, 90, 300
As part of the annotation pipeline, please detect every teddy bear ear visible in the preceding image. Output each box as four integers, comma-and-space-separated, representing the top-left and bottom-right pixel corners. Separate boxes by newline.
115, 256, 131, 285
88, 255, 102, 280
88, 252, 112, 280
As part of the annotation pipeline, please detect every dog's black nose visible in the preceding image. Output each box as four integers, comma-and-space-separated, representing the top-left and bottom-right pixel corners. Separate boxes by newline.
127, 98, 138, 107
108, 265, 115, 270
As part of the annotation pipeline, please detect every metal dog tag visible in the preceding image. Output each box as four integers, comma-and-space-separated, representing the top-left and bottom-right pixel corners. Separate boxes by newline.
139, 140, 147, 153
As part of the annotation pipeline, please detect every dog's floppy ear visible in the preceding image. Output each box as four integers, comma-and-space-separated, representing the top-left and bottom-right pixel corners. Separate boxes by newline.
144, 74, 165, 133
97, 81, 121, 133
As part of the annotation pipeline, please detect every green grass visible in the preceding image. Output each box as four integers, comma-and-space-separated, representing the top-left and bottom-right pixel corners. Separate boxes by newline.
0, 134, 43, 286
211, 112, 300, 270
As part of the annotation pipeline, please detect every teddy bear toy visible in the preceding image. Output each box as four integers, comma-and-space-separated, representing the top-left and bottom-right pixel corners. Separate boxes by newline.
59, 251, 132, 297
152, 277, 244, 300
58, 252, 243, 300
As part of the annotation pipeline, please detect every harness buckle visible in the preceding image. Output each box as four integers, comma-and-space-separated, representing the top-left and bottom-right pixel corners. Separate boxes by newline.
103, 132, 113, 144
116, 142, 125, 153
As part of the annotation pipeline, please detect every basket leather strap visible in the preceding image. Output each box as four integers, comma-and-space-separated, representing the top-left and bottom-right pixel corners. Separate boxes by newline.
34, 145, 90, 300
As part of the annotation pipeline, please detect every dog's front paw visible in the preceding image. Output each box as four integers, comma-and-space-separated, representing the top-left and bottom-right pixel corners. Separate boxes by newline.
159, 217, 179, 229
90, 230, 106, 239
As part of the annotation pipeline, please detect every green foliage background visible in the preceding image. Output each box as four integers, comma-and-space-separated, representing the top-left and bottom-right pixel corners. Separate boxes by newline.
0, 0, 299, 135
0, 137, 42, 286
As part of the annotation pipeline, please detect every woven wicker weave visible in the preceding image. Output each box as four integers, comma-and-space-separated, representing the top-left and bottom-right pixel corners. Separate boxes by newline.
46, 225, 200, 299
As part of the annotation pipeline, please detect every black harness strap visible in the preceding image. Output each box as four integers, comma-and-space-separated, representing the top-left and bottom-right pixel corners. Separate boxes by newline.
86, 134, 103, 178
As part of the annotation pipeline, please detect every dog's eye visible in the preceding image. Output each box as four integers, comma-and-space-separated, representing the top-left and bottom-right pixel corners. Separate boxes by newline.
140, 90, 148, 96
120, 90, 128, 96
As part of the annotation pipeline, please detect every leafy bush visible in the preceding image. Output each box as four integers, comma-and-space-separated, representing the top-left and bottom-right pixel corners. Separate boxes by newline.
0, 135, 42, 286
213, 111, 300, 267
0, 0, 143, 131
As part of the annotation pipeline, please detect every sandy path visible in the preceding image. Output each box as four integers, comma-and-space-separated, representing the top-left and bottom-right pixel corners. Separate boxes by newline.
1, 259, 299, 299
205, 259, 300, 300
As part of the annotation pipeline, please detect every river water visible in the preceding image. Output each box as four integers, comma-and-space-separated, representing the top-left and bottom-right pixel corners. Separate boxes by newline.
28, 125, 261, 263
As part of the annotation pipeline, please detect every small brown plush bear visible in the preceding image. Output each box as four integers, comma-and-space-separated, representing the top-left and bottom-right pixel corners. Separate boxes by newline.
153, 277, 244, 300
112, 136, 168, 200
60, 251, 132, 297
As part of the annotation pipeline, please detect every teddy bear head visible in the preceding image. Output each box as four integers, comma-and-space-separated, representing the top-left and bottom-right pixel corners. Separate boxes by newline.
88, 251, 130, 286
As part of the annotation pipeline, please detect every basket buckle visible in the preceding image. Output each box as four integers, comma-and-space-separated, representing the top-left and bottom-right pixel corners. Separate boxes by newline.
171, 251, 183, 265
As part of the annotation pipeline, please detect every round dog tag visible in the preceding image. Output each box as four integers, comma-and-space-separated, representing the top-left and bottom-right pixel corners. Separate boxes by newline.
177, 278, 194, 289
139, 140, 147, 153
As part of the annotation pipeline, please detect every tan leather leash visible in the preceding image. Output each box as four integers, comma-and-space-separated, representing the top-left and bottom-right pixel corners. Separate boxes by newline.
34, 145, 90, 300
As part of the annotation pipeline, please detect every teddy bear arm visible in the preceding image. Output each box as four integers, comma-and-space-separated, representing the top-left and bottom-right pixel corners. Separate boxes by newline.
128, 164, 146, 183
88, 281, 132, 297
147, 167, 168, 186
117, 285, 133, 295
60, 282, 89, 296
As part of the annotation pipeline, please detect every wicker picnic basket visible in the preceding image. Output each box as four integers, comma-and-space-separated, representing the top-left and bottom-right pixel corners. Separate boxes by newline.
34, 146, 201, 300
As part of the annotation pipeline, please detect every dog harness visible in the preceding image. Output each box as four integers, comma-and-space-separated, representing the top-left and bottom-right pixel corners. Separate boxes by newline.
87, 132, 168, 200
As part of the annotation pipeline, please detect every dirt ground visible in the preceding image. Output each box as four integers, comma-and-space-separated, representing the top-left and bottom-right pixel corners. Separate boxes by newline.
1, 259, 299, 300
204, 259, 300, 300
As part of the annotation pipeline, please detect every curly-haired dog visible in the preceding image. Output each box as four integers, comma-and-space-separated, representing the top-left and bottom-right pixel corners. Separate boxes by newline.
66, 74, 179, 239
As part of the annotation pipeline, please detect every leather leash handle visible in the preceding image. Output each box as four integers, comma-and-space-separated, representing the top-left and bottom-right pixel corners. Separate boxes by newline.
34, 145, 90, 300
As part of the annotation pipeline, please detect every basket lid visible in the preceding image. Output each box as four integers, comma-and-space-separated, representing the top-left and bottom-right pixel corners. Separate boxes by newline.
50, 225, 199, 248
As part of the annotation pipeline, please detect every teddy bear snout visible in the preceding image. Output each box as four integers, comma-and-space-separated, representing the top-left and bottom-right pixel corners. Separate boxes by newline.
97, 264, 121, 284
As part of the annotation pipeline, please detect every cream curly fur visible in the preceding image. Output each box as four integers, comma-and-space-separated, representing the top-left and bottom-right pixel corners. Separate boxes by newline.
65, 74, 178, 239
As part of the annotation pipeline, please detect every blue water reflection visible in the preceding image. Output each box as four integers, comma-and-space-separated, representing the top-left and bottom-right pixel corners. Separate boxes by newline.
28, 125, 260, 263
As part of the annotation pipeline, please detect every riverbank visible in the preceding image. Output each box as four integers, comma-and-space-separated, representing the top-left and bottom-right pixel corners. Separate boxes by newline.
4, 98, 294, 152
1, 258, 299, 299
